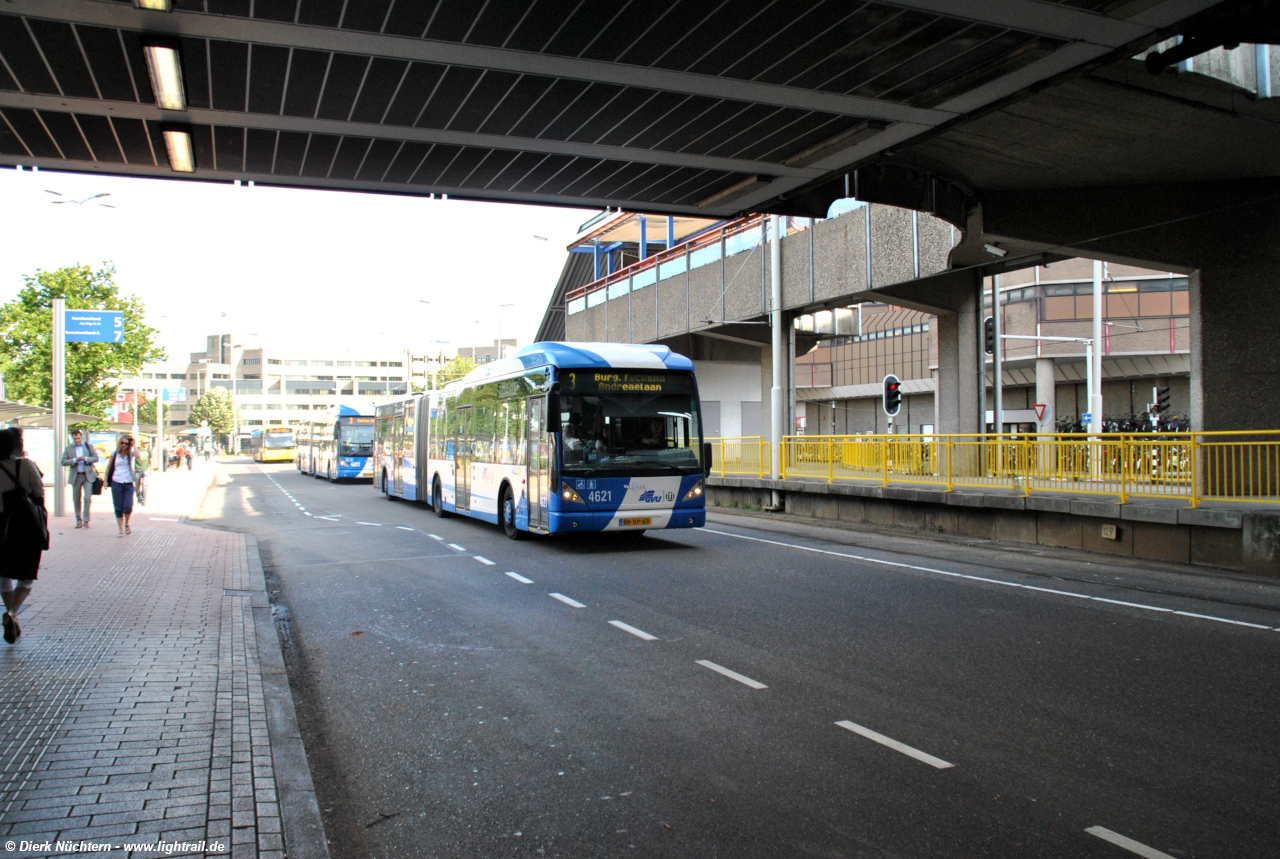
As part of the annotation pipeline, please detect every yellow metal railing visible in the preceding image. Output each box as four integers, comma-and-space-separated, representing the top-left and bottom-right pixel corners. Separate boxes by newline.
705, 432, 1280, 506
709, 437, 771, 478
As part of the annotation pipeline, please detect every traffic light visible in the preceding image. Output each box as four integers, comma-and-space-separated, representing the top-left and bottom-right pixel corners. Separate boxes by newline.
1153, 385, 1171, 413
883, 373, 902, 417
983, 316, 995, 354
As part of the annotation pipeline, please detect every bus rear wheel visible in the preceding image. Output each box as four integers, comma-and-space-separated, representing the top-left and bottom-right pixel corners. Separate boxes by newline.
432, 478, 449, 518
500, 486, 523, 541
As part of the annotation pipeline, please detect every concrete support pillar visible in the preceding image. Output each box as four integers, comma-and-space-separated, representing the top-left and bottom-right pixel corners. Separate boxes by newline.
1035, 358, 1056, 431
933, 282, 981, 436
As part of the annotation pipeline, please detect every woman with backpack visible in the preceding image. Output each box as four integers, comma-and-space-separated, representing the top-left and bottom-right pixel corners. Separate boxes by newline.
0, 427, 47, 644
105, 435, 140, 537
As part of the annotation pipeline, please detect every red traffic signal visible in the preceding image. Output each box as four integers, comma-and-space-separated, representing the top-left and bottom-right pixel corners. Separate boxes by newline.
883, 374, 902, 417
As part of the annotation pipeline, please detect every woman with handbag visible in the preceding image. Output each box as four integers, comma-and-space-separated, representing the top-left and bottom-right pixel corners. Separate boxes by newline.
0, 427, 47, 644
105, 435, 139, 537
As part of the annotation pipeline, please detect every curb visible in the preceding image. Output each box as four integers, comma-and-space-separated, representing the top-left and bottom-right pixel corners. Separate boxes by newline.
245, 533, 332, 859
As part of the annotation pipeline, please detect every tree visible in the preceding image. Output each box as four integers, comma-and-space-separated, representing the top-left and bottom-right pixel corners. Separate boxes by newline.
434, 355, 475, 388
189, 386, 238, 448
0, 264, 164, 428
136, 396, 157, 427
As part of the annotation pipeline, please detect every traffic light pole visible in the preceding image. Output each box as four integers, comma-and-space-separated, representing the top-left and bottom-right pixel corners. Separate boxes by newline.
991, 275, 1002, 434
52, 297, 65, 518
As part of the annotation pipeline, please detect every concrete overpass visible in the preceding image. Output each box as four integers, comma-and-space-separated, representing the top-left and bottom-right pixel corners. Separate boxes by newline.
1, 0, 1276, 433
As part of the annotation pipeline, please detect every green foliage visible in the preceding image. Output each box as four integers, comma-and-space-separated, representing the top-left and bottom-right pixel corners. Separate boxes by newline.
434, 356, 475, 388
136, 397, 157, 426
0, 264, 165, 429
189, 386, 238, 441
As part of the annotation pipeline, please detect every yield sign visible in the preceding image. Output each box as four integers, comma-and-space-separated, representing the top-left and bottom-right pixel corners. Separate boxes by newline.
1033, 403, 1049, 422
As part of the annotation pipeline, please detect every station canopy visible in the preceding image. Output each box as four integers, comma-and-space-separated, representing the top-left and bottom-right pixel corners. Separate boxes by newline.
0, 1, 1272, 223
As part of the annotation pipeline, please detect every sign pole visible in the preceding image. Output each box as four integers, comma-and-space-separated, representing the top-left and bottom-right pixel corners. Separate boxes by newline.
52, 298, 66, 518
158, 394, 166, 471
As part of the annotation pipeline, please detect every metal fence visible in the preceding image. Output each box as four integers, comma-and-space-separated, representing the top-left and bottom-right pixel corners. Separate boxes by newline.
707, 432, 1280, 507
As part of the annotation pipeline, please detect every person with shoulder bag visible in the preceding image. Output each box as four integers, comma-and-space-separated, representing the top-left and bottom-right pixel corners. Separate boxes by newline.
60, 428, 99, 528
0, 427, 49, 644
105, 435, 140, 537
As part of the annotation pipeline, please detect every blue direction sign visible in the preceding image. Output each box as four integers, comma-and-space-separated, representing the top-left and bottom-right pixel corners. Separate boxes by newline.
161, 388, 187, 404
64, 310, 124, 343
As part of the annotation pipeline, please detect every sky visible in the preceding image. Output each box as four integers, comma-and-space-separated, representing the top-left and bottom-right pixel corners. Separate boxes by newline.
0, 166, 592, 363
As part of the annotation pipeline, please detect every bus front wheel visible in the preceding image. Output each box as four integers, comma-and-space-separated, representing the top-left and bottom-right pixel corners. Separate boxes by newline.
500, 486, 523, 541
432, 478, 449, 518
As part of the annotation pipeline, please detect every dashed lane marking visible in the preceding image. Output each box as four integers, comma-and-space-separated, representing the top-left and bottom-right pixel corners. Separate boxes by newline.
549, 593, 586, 608
356, 521, 382, 526
609, 621, 658, 641
429, 534, 442, 540
1085, 827, 1175, 859
397, 526, 414, 531
835, 721, 953, 770
696, 660, 767, 690
505, 572, 534, 584
447, 543, 466, 552
317, 516, 340, 521
474, 556, 495, 566
701, 529, 1280, 632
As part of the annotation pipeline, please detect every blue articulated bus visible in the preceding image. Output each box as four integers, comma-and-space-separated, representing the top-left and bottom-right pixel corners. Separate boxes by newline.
299, 404, 376, 481
375, 342, 710, 539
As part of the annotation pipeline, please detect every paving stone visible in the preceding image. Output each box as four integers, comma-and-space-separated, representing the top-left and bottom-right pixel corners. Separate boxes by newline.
0, 480, 305, 856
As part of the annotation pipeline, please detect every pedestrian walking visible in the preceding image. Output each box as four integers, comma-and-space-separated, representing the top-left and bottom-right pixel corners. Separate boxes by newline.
105, 435, 140, 537
0, 427, 48, 644
60, 428, 99, 528
183, 442, 193, 471
134, 438, 152, 506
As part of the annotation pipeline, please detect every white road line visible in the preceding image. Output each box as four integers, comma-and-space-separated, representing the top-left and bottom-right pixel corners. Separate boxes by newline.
835, 721, 954, 770
701, 528, 1280, 632
473, 556, 495, 566
1085, 827, 1175, 859
447, 543, 466, 551
505, 572, 534, 584
356, 521, 382, 526
317, 516, 340, 521
696, 660, 767, 690
609, 621, 658, 641
303, 512, 313, 516
428, 533, 441, 540
396, 526, 414, 531
549, 593, 586, 608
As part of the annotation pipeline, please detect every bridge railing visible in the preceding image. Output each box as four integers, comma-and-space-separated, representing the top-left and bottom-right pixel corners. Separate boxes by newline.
704, 433, 1280, 506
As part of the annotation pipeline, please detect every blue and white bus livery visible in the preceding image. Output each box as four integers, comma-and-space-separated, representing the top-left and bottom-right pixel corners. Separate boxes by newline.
374, 342, 710, 539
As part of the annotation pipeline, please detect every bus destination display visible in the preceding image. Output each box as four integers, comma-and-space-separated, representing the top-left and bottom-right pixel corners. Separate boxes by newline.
562, 371, 692, 394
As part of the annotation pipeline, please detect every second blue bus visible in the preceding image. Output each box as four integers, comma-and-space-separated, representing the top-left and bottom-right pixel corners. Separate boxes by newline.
298, 404, 376, 481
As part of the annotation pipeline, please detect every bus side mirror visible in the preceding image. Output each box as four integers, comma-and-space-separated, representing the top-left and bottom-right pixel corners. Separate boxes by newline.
703, 441, 713, 477
546, 387, 561, 433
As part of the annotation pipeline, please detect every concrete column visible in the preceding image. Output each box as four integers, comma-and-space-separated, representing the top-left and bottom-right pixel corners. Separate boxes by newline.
933, 283, 981, 435
1035, 358, 1056, 431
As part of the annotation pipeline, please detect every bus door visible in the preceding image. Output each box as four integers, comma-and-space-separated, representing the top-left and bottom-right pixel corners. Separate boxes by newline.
454, 406, 472, 512
526, 396, 548, 533
392, 409, 405, 495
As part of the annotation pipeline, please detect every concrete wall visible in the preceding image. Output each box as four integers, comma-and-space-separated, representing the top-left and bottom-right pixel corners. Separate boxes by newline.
695, 361, 763, 438
708, 479, 1274, 574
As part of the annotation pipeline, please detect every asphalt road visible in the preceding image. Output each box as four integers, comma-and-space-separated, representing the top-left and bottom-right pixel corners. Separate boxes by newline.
197, 459, 1280, 859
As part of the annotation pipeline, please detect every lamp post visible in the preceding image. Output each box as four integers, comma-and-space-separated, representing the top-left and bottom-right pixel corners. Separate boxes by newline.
497, 303, 514, 359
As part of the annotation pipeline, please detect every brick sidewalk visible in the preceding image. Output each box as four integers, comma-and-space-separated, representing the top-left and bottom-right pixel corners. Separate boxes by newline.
0, 463, 328, 858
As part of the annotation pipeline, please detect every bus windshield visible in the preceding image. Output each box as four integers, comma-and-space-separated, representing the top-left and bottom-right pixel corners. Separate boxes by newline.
265, 431, 296, 449
339, 423, 375, 456
559, 371, 701, 475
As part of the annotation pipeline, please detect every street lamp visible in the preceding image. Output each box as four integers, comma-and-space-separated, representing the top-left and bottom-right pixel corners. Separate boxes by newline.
497, 303, 514, 359
46, 190, 115, 209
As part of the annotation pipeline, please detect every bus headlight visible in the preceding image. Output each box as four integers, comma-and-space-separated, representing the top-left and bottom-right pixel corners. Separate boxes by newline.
560, 481, 583, 504
683, 480, 704, 501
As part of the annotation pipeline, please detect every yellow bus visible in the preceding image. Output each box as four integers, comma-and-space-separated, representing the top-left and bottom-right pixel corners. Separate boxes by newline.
249, 427, 297, 463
